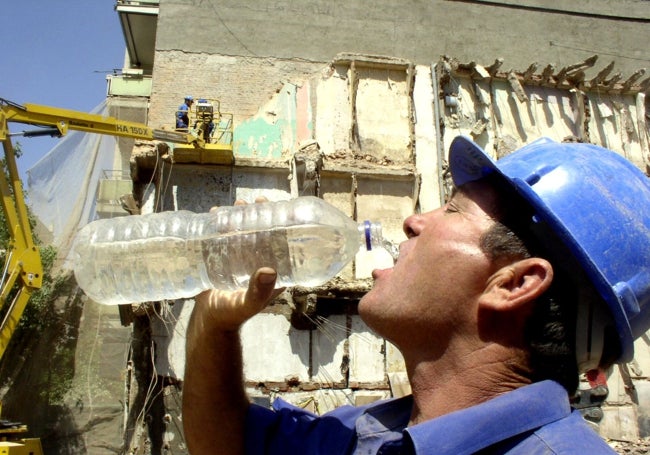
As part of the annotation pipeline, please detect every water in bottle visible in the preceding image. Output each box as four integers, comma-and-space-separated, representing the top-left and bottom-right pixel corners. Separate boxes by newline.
72, 196, 382, 305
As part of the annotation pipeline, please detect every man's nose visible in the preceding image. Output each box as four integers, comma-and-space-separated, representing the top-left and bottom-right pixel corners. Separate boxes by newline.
403, 213, 425, 238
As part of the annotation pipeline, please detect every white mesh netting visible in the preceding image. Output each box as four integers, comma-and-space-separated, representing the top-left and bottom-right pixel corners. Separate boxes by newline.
26, 101, 118, 267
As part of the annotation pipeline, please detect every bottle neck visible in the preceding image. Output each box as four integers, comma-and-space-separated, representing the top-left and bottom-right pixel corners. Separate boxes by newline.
358, 221, 383, 251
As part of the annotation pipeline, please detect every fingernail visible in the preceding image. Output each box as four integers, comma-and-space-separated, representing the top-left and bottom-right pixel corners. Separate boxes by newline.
258, 271, 276, 284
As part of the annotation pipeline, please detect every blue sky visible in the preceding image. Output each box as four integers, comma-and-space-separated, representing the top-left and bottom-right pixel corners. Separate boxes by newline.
1, 1, 125, 181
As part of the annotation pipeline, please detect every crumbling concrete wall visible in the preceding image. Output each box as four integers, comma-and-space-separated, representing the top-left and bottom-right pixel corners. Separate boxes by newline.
157, 0, 648, 82
148, 51, 322, 134
436, 57, 649, 171
149, 0, 650, 137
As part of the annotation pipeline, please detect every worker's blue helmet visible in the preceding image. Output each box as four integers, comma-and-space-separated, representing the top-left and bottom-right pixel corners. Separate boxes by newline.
185, 95, 194, 101
449, 136, 650, 369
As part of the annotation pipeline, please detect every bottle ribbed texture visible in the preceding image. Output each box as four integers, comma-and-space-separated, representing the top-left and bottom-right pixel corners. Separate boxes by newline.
72, 196, 382, 305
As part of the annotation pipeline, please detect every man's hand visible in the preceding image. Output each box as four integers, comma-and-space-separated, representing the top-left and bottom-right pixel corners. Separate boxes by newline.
193, 267, 283, 332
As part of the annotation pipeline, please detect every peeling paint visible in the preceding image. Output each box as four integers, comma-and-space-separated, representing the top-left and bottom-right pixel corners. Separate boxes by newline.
233, 83, 300, 159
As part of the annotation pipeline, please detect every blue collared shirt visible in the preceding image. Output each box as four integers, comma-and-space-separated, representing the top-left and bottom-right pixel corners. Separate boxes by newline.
245, 380, 615, 454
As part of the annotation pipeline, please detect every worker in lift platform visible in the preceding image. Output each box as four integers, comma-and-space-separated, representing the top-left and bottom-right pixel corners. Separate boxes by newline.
182, 136, 650, 454
176, 95, 194, 130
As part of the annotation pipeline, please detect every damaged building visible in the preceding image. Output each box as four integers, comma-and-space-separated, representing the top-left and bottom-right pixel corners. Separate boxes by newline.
12, 0, 650, 453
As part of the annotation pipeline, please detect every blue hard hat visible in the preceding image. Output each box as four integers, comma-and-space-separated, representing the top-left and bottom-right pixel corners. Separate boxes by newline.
449, 135, 650, 366
185, 95, 194, 101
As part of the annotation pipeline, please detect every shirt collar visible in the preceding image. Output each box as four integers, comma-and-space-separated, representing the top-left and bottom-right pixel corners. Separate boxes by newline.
354, 395, 414, 453
406, 380, 571, 455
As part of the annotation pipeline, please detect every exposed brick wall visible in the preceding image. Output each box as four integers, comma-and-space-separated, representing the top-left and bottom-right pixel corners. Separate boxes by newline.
148, 50, 323, 131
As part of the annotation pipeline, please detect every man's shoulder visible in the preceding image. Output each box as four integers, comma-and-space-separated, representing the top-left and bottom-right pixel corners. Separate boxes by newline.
508, 411, 615, 454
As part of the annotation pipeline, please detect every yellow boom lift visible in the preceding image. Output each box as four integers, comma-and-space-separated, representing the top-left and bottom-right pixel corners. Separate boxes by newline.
0, 97, 230, 453
173, 97, 234, 164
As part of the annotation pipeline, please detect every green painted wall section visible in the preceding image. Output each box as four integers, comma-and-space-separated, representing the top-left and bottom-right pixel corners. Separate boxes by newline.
233, 83, 299, 159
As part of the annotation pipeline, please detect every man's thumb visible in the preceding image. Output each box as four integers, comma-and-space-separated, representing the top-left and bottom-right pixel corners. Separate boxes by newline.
249, 267, 277, 300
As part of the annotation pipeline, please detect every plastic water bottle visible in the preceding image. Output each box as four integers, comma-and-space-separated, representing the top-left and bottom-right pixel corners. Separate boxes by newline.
72, 196, 383, 305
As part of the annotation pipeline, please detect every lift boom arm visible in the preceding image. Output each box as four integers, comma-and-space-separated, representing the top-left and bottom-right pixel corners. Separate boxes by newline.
1, 99, 200, 145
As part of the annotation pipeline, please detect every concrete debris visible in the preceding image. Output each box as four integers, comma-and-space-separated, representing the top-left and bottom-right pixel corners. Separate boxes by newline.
293, 140, 323, 193
445, 55, 647, 95
507, 70, 528, 102
609, 438, 650, 454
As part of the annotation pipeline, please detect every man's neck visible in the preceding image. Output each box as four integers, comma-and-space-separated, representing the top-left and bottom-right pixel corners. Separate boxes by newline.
405, 345, 532, 425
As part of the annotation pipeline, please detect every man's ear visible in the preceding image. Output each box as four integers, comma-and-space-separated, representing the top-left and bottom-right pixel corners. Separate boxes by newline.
479, 258, 554, 312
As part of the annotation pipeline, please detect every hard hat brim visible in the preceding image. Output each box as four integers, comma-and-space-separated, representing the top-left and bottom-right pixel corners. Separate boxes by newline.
448, 136, 501, 188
